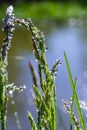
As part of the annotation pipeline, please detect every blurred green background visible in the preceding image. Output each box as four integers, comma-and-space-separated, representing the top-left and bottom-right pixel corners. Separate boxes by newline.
0, 0, 87, 22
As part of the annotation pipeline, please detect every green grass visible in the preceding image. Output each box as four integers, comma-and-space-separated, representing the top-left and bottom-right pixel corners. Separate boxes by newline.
0, 2, 87, 22
64, 52, 86, 130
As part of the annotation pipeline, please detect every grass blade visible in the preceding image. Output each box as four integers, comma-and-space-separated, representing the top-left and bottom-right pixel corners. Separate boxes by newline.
64, 51, 86, 130
28, 112, 37, 130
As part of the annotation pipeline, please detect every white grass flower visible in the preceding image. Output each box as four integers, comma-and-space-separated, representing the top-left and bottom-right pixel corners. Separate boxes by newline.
6, 5, 13, 16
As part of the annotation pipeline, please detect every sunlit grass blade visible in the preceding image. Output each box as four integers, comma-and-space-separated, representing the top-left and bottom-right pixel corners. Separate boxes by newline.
28, 112, 37, 130
29, 61, 38, 87
64, 51, 86, 130
33, 85, 50, 117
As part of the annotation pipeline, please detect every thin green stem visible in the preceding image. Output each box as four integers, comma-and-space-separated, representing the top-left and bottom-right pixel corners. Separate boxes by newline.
9, 93, 21, 130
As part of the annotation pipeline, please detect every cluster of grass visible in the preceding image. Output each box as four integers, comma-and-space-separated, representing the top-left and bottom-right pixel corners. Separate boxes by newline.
0, 2, 87, 22
0, 5, 86, 130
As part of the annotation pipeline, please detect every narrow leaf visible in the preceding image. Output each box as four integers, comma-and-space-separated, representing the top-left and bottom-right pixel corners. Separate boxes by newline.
28, 112, 37, 130
64, 51, 86, 130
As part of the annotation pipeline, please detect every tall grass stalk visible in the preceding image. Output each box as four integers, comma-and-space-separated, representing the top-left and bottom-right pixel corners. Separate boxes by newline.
28, 19, 61, 130
64, 51, 86, 130
0, 6, 26, 130
0, 6, 15, 130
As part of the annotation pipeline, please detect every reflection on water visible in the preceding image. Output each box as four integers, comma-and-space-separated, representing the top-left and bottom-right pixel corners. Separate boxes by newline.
1, 22, 87, 129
